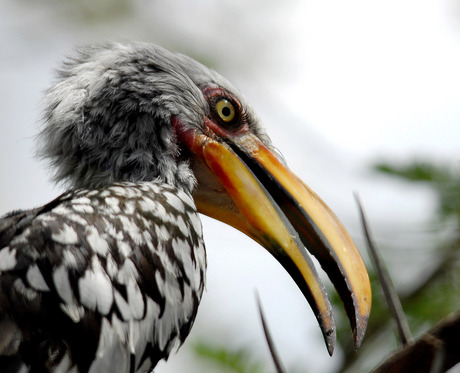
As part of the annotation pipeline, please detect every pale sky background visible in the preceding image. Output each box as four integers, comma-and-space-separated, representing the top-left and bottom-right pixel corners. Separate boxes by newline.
1, 1, 459, 372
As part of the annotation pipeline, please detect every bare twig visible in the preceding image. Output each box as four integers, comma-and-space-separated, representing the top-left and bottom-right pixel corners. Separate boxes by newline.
255, 291, 287, 373
354, 193, 412, 345
372, 310, 460, 372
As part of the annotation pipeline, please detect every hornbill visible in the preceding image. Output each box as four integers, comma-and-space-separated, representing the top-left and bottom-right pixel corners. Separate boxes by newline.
0, 42, 371, 372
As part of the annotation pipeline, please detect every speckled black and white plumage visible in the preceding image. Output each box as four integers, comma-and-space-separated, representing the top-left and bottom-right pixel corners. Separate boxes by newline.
0, 42, 271, 373
0, 181, 205, 373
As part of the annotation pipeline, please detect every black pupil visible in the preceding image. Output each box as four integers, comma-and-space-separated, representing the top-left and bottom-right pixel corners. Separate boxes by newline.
221, 106, 231, 118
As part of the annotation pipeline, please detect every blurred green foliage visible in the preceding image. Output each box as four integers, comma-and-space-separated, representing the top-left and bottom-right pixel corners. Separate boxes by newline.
193, 341, 266, 373
22, 0, 134, 22
375, 161, 460, 223
192, 160, 460, 372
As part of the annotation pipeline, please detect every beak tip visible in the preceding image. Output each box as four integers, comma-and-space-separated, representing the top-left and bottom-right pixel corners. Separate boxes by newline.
325, 330, 336, 356
352, 314, 370, 350
319, 322, 336, 356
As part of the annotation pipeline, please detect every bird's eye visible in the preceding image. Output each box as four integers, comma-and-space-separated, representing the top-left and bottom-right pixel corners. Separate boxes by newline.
207, 93, 244, 131
215, 99, 236, 123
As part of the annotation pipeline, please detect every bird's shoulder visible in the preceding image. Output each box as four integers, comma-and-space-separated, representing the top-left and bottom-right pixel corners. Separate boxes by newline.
0, 180, 205, 307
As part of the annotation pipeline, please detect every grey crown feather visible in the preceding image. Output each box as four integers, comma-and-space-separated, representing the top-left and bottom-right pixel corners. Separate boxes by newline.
38, 42, 269, 192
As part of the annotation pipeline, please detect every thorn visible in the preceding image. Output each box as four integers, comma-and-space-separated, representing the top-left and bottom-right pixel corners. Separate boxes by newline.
255, 291, 287, 373
354, 193, 412, 346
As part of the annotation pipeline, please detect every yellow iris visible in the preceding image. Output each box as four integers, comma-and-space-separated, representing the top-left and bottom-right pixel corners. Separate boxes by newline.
215, 99, 236, 123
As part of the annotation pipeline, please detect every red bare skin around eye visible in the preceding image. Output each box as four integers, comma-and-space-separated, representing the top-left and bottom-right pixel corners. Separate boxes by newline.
201, 87, 249, 140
